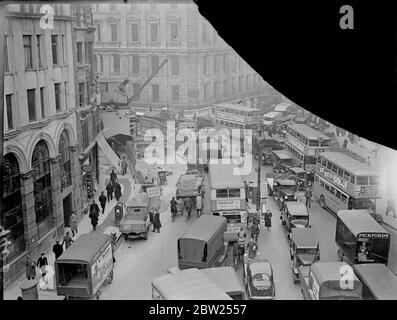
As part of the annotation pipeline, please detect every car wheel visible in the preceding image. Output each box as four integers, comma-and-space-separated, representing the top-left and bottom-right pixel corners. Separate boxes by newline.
124, 234, 128, 240
337, 249, 344, 262
320, 195, 326, 209
143, 232, 148, 240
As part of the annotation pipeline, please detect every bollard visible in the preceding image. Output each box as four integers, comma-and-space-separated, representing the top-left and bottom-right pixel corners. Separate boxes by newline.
20, 279, 39, 300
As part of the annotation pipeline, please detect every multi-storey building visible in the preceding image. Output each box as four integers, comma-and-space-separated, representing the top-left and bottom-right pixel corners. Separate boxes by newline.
71, 4, 104, 214
92, 2, 266, 110
2, 3, 101, 284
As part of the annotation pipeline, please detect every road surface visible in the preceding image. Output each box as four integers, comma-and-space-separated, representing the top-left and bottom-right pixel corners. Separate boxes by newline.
101, 159, 397, 299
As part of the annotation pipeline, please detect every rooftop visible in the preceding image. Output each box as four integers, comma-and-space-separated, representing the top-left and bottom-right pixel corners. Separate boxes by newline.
337, 210, 389, 236
320, 152, 379, 176
215, 103, 259, 113
288, 123, 331, 140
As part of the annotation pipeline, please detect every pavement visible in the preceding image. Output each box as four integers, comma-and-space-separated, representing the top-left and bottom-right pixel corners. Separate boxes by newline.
4, 168, 135, 300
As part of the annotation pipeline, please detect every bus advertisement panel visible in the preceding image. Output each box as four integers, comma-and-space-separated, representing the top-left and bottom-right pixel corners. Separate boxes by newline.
208, 163, 247, 242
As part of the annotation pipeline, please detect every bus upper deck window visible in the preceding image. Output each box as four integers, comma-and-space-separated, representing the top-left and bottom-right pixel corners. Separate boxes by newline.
369, 177, 378, 185
357, 176, 369, 185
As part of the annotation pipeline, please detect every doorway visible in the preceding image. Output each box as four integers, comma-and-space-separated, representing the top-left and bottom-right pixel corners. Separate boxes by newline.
63, 193, 73, 227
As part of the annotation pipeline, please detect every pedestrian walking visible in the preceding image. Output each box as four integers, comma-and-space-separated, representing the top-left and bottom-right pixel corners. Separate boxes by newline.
106, 182, 114, 202
195, 194, 203, 217
99, 191, 107, 214
70, 212, 78, 236
250, 220, 260, 240
62, 231, 74, 249
52, 240, 63, 260
304, 184, 313, 209
184, 197, 193, 220
36, 253, 48, 277
170, 197, 178, 221
25, 256, 36, 280
152, 210, 162, 233
264, 209, 272, 231
110, 170, 118, 185
178, 197, 184, 216
121, 158, 128, 175
114, 182, 122, 201
89, 200, 100, 231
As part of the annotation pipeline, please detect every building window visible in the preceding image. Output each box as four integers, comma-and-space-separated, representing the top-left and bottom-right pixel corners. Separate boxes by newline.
171, 85, 179, 103
35, 35, 43, 68
133, 83, 140, 100
204, 83, 211, 101
203, 55, 208, 75
131, 55, 139, 74
110, 23, 118, 41
100, 82, 108, 93
96, 24, 101, 41
23, 35, 33, 69
223, 54, 227, 73
40, 88, 45, 119
170, 3, 178, 9
51, 35, 58, 65
97, 54, 103, 72
170, 55, 179, 75
113, 54, 120, 73
64, 82, 68, 109
54, 83, 61, 111
5, 35, 10, 72
170, 21, 179, 42
150, 3, 157, 11
110, 4, 117, 11
151, 55, 159, 73
214, 81, 221, 99
32, 141, 53, 239
6, 94, 13, 130
27, 89, 36, 122
152, 84, 159, 103
59, 130, 72, 191
202, 22, 207, 42
130, 3, 137, 10
239, 76, 244, 93
77, 42, 83, 64
131, 23, 139, 42
79, 83, 84, 107
2, 153, 25, 263
150, 22, 159, 43
62, 35, 66, 64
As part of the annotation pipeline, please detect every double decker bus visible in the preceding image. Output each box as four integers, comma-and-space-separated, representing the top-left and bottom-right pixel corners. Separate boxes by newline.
208, 163, 247, 242
313, 151, 380, 215
285, 124, 331, 173
214, 103, 262, 136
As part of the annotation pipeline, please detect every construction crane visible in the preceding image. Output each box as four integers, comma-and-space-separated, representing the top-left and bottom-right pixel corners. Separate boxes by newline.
111, 58, 168, 108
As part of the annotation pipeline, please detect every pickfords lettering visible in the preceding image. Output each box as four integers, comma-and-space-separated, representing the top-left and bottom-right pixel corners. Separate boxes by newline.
149, 305, 184, 318
359, 233, 390, 238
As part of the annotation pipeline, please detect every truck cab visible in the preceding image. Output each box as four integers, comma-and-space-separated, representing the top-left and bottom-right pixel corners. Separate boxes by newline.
119, 199, 150, 240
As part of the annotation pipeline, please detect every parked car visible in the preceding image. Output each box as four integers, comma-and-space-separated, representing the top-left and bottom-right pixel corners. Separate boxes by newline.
119, 199, 150, 240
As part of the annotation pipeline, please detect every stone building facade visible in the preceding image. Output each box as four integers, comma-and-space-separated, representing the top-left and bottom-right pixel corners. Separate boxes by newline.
93, 2, 266, 110
2, 3, 80, 286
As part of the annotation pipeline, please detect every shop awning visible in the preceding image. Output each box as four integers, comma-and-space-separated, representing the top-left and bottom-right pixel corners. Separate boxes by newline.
96, 133, 121, 171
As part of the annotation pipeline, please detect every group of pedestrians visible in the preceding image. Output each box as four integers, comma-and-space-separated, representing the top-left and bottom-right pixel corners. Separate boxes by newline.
171, 192, 204, 222
106, 170, 122, 202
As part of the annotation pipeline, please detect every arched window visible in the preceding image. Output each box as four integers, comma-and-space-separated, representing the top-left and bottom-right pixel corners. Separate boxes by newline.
2, 153, 25, 262
32, 140, 52, 239
59, 130, 72, 191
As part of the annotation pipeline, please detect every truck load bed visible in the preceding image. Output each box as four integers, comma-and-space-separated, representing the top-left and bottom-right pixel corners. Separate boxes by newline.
176, 173, 204, 198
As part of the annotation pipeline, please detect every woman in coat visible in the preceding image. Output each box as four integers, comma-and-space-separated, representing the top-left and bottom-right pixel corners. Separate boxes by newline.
264, 209, 272, 231
152, 210, 162, 233
114, 182, 122, 201
25, 256, 36, 280
70, 212, 78, 236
